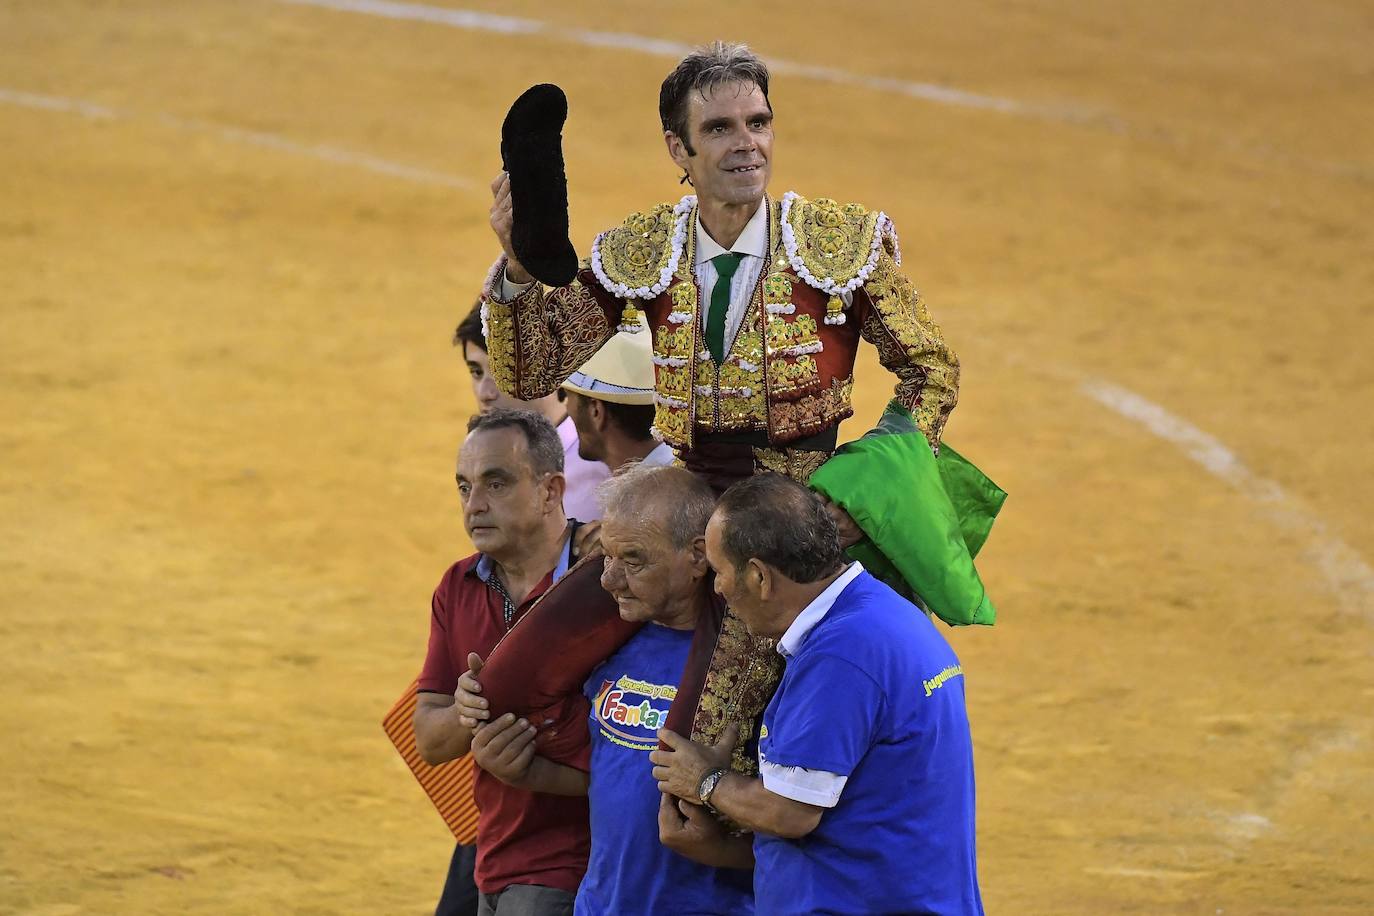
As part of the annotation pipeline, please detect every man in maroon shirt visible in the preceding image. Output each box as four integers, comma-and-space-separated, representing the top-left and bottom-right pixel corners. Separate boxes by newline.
414, 408, 589, 916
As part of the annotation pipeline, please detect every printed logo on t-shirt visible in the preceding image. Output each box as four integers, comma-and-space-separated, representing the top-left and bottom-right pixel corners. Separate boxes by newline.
922, 664, 964, 697
592, 674, 677, 751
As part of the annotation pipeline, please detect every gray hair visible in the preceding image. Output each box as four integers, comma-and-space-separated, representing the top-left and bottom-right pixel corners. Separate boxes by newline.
659, 41, 772, 155
465, 407, 564, 476
598, 463, 716, 549
714, 474, 843, 583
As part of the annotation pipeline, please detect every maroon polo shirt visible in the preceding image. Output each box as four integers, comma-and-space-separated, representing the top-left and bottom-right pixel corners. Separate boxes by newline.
418, 548, 590, 896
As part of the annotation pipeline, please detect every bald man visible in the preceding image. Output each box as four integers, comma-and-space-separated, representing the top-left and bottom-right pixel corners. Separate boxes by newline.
461, 466, 754, 916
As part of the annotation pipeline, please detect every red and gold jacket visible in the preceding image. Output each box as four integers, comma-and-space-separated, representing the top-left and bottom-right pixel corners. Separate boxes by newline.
482, 192, 959, 453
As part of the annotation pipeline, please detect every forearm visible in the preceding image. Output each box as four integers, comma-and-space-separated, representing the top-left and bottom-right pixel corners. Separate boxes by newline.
888, 349, 959, 449
511, 757, 589, 797
413, 703, 474, 765
481, 259, 618, 399
707, 774, 822, 840
670, 826, 755, 869
859, 255, 961, 448
898, 317, 960, 447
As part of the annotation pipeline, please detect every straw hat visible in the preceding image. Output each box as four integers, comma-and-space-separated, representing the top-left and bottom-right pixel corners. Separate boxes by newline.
561, 321, 655, 405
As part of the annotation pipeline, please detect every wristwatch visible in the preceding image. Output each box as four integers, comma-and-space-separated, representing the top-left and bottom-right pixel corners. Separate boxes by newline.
697, 766, 728, 808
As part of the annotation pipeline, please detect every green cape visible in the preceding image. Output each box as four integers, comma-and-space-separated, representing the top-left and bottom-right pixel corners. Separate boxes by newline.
808, 401, 1006, 626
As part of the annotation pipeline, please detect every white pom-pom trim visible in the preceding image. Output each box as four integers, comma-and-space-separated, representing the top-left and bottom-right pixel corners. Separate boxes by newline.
652, 354, 688, 368
883, 213, 903, 267
765, 303, 796, 315
655, 393, 689, 409
483, 255, 508, 298
697, 384, 753, 400
765, 340, 825, 358
591, 195, 696, 300
478, 254, 512, 340
667, 310, 692, 324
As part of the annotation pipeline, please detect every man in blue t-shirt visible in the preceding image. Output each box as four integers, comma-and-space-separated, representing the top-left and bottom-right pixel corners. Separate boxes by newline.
652, 474, 984, 916
467, 465, 754, 916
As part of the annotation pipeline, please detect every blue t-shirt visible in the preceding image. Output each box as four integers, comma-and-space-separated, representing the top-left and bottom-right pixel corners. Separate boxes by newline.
755, 572, 983, 916
576, 623, 755, 916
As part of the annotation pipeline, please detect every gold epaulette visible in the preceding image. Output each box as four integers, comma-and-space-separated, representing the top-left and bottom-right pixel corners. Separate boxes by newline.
780, 192, 898, 297
590, 197, 695, 300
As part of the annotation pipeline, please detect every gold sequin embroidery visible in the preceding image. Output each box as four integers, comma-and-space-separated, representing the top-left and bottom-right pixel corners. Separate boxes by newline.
751, 447, 831, 483
690, 609, 784, 777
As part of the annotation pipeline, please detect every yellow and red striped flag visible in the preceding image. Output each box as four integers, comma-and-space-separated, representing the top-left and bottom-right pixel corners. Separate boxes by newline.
382, 679, 479, 844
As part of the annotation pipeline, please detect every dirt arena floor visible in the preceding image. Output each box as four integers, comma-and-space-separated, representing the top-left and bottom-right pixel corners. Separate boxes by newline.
2, 1, 1372, 913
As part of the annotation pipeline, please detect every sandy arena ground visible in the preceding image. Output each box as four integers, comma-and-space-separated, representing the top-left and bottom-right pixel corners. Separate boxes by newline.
2, 1, 1372, 913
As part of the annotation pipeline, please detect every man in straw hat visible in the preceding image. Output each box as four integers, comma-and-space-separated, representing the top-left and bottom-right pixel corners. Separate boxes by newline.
560, 319, 675, 473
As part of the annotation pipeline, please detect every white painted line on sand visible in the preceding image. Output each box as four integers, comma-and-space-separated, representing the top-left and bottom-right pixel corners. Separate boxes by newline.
0, 88, 478, 191
0, 88, 118, 120
274, 0, 1374, 184
275, 0, 1092, 122
1081, 378, 1280, 496
1081, 379, 1374, 618
160, 114, 478, 190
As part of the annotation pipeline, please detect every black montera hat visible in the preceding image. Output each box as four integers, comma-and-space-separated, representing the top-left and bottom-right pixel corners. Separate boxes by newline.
501, 84, 578, 287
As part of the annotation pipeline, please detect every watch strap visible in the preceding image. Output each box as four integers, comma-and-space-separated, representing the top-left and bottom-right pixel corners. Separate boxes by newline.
697, 766, 728, 806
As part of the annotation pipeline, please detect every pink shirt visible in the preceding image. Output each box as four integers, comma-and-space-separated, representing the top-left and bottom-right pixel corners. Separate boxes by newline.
558, 416, 609, 522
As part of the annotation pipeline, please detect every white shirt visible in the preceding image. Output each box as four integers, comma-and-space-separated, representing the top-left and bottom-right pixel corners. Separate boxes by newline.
758, 561, 866, 808
640, 440, 676, 468
775, 561, 866, 659
694, 198, 769, 357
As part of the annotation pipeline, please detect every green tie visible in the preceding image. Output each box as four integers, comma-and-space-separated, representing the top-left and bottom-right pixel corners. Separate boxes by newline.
706, 252, 743, 364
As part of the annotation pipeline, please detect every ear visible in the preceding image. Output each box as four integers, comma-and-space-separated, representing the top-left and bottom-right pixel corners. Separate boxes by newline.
687, 535, 709, 578
543, 471, 567, 514
664, 130, 692, 170
588, 398, 610, 433
748, 559, 771, 601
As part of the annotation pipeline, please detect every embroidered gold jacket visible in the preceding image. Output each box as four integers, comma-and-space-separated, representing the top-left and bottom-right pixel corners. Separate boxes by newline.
482, 192, 959, 450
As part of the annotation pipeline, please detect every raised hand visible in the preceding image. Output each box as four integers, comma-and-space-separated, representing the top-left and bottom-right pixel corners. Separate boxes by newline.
488, 172, 533, 284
